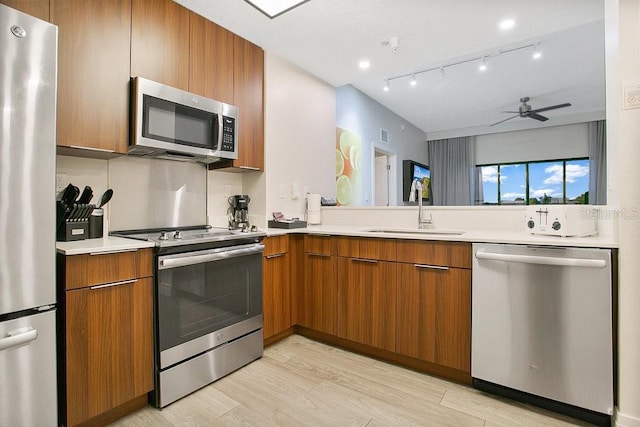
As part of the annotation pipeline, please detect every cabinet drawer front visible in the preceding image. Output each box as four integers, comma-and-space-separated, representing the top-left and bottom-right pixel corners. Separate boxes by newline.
396, 240, 471, 269
65, 249, 153, 290
264, 235, 289, 257
304, 234, 335, 255
336, 237, 396, 261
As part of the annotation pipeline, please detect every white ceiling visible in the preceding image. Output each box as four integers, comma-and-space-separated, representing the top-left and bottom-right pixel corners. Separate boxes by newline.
176, 0, 605, 137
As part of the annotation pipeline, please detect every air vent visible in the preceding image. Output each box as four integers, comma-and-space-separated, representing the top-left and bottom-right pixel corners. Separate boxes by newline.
380, 128, 390, 144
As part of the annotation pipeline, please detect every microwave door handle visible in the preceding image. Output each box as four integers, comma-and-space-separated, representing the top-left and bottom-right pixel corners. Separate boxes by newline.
159, 244, 265, 270
217, 114, 223, 150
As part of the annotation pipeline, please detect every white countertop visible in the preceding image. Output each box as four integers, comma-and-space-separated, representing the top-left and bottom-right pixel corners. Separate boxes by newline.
56, 236, 156, 255
267, 224, 618, 248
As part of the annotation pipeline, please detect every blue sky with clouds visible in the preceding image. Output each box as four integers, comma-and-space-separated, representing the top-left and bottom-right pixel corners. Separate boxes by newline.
481, 159, 589, 203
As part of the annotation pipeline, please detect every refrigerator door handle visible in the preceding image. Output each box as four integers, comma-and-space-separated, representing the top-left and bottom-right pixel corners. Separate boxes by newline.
0, 327, 38, 351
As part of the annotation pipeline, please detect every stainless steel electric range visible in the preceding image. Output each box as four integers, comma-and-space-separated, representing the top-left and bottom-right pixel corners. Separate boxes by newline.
112, 225, 266, 407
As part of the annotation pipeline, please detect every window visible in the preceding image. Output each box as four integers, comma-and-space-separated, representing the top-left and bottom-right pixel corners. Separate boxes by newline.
479, 158, 589, 205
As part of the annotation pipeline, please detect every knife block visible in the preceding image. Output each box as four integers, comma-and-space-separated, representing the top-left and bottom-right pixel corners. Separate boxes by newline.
56, 201, 94, 241
57, 220, 88, 241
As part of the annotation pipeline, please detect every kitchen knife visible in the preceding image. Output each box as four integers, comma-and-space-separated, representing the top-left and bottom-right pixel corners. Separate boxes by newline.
75, 204, 88, 222
59, 184, 74, 208
67, 204, 78, 222
77, 186, 93, 204
62, 185, 80, 208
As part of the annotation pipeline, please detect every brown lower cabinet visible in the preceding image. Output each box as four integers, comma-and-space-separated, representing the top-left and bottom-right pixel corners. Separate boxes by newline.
263, 236, 292, 340
59, 248, 154, 427
336, 257, 396, 352
396, 263, 471, 372
271, 235, 472, 383
299, 235, 337, 335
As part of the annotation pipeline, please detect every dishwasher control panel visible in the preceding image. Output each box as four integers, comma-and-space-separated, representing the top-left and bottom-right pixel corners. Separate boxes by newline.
525, 205, 597, 237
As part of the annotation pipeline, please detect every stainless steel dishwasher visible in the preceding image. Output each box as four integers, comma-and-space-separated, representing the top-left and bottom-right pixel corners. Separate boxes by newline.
472, 243, 614, 426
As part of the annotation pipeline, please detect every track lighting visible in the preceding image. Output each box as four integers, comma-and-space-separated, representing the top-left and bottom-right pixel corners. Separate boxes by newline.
382, 41, 540, 89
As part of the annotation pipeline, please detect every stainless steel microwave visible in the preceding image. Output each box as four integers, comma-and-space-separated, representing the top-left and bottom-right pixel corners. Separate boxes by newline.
130, 77, 238, 164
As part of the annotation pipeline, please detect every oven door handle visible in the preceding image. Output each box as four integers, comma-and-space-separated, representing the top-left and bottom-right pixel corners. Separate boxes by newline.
159, 243, 265, 270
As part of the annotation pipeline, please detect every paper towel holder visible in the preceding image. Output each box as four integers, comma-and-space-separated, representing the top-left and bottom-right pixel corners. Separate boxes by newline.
306, 193, 322, 225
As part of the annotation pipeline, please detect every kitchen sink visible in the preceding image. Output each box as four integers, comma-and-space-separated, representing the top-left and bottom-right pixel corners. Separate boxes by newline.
363, 227, 465, 236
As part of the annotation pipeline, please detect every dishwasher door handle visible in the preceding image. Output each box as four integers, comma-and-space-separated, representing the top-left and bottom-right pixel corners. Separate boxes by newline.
475, 250, 607, 268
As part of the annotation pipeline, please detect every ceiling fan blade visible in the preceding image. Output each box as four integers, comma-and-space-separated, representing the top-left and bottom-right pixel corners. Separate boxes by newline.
500, 110, 520, 114
530, 102, 572, 113
490, 114, 519, 127
527, 112, 549, 122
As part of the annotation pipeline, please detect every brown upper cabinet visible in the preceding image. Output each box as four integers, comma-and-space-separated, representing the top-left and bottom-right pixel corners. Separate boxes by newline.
210, 36, 265, 171
11, 0, 265, 166
131, 0, 190, 91
52, 0, 131, 154
0, 0, 49, 20
189, 12, 234, 104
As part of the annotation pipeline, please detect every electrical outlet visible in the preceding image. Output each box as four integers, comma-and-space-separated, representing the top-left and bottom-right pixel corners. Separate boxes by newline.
56, 173, 67, 192
223, 184, 232, 197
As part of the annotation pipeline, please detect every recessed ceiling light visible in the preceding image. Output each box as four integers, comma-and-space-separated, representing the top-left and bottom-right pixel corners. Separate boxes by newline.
533, 43, 542, 59
358, 60, 371, 70
499, 19, 515, 31
245, 0, 309, 19
410, 75, 417, 86
479, 57, 488, 72
383, 80, 390, 92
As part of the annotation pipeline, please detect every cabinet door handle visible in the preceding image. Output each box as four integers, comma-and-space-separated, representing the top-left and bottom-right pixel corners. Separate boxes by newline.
307, 252, 330, 258
69, 145, 115, 153
352, 258, 378, 264
90, 279, 138, 290
414, 264, 449, 271
89, 249, 137, 256
266, 253, 286, 259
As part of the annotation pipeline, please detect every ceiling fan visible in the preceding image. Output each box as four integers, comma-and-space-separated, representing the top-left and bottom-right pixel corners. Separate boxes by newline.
490, 96, 572, 127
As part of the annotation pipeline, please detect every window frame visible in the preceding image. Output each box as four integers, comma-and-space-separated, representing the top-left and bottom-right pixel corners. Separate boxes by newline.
478, 157, 589, 205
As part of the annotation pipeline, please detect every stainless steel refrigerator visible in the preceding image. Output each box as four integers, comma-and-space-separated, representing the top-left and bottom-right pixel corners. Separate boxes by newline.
0, 4, 58, 426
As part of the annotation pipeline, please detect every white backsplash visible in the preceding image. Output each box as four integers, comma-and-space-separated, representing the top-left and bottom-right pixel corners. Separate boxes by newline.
206, 170, 243, 228
320, 205, 617, 240
57, 155, 248, 232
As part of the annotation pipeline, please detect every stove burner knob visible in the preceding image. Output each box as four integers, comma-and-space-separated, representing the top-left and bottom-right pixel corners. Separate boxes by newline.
159, 231, 168, 240
552, 221, 561, 231
174, 230, 182, 239
250, 225, 258, 232
527, 219, 535, 229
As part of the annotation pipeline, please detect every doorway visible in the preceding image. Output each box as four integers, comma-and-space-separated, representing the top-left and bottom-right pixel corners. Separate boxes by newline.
373, 148, 396, 206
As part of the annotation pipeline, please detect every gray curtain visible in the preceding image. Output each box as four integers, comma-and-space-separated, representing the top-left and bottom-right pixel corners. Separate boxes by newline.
427, 136, 476, 205
588, 120, 607, 205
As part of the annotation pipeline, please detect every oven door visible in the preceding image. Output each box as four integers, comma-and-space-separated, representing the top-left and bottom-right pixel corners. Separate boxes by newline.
156, 242, 264, 369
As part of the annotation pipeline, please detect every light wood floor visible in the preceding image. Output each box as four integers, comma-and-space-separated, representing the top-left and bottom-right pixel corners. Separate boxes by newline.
111, 335, 592, 426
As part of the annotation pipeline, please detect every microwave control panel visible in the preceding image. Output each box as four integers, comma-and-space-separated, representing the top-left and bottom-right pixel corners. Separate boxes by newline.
221, 116, 235, 152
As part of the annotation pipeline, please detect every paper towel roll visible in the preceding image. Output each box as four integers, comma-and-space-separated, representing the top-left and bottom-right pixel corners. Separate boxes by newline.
308, 211, 321, 224
307, 194, 321, 224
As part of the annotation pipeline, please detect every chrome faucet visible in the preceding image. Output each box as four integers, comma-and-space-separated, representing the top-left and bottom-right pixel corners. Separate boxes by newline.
409, 178, 433, 229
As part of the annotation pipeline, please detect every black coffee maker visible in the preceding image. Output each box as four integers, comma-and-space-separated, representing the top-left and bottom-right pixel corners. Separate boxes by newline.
228, 194, 250, 229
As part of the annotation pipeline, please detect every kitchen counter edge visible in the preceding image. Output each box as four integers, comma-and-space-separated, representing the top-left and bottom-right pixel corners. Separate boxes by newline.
56, 236, 156, 255
266, 225, 618, 248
